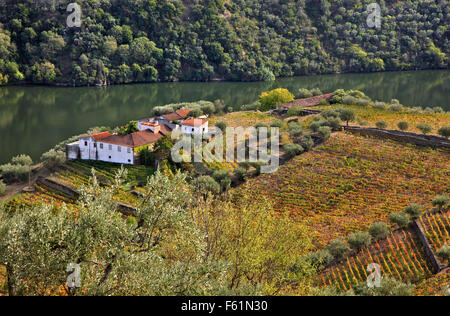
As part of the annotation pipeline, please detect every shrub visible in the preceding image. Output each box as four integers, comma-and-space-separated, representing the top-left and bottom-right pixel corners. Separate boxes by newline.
192, 176, 220, 196
327, 238, 351, 259
432, 194, 449, 211
259, 88, 294, 111
389, 103, 403, 112
376, 120, 388, 129
438, 126, 450, 139
240, 102, 259, 111
0, 163, 29, 182
212, 170, 230, 182
286, 106, 303, 117
337, 108, 355, 126
325, 117, 342, 131
298, 88, 313, 98
288, 121, 303, 137
388, 212, 410, 228
318, 126, 332, 140
353, 277, 414, 296
41, 149, 66, 169
283, 143, 304, 157
437, 245, 450, 262
432, 106, 444, 113
309, 121, 323, 132
300, 136, 314, 151
188, 108, 203, 118
373, 101, 387, 110
306, 249, 333, 267
270, 119, 283, 128
397, 121, 409, 131
416, 123, 432, 135
234, 167, 247, 182
342, 95, 357, 105
330, 89, 346, 104
321, 110, 339, 119
355, 98, 371, 107
404, 203, 422, 218
215, 121, 227, 133
12, 154, 33, 166
348, 232, 372, 250
310, 88, 322, 96
369, 222, 390, 240
0, 179, 6, 196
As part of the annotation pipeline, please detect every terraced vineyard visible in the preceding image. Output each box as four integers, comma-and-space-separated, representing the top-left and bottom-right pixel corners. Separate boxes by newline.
320, 229, 433, 291
419, 211, 450, 253
241, 133, 450, 247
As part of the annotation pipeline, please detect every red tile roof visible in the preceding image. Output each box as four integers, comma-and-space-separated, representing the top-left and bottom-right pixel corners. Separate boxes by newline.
181, 119, 208, 127
282, 93, 333, 109
81, 131, 112, 141
101, 130, 163, 148
162, 108, 191, 121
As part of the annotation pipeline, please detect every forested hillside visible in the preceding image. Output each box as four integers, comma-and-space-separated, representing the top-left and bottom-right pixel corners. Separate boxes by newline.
0, 0, 448, 86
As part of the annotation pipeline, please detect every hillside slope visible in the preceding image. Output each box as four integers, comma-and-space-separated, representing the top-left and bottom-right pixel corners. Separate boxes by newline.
0, 0, 448, 86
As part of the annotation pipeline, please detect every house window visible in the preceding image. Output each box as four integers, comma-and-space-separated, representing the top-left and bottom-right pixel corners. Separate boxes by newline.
84, 141, 88, 146
128, 159, 131, 163
118, 146, 121, 152
100, 143, 103, 149
109, 156, 112, 159
127, 148, 131, 153
192, 127, 194, 132
109, 144, 112, 151
93, 143, 97, 148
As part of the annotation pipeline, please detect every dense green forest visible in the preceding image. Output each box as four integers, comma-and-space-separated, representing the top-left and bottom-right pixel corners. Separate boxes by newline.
0, 0, 448, 86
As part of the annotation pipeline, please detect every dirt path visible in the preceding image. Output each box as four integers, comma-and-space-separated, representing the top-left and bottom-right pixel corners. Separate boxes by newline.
0, 163, 51, 203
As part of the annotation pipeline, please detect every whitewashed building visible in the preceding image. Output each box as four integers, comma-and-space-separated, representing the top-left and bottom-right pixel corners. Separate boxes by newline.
180, 119, 209, 135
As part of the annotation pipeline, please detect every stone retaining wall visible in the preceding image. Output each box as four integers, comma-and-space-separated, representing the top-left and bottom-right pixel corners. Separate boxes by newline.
344, 126, 450, 149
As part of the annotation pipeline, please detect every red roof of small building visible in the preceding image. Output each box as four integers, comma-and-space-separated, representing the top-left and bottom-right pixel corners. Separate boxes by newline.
100, 130, 163, 148
282, 93, 333, 109
181, 119, 208, 127
81, 131, 112, 141
162, 108, 191, 121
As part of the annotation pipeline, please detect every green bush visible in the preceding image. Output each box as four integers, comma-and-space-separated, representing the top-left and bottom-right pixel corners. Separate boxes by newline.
310, 88, 322, 96
188, 108, 203, 118
438, 126, 450, 139
0, 179, 6, 196
270, 119, 284, 128
348, 232, 372, 250
388, 212, 410, 228
342, 95, 357, 105
432, 194, 449, 211
397, 121, 409, 131
215, 121, 227, 133
306, 249, 333, 268
41, 149, 66, 169
389, 103, 404, 112
288, 121, 303, 137
376, 120, 388, 129
318, 126, 332, 140
373, 101, 387, 110
321, 110, 340, 119
286, 106, 303, 117
355, 98, 371, 107
437, 245, 450, 262
0, 163, 29, 182
12, 154, 33, 166
300, 136, 314, 151
283, 143, 304, 158
404, 203, 422, 218
369, 222, 390, 240
192, 176, 220, 196
327, 238, 351, 259
298, 88, 313, 98
416, 123, 432, 135
325, 117, 342, 131
234, 167, 247, 182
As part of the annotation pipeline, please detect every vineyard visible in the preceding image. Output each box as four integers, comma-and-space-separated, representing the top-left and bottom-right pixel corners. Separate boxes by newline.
419, 211, 450, 253
315, 104, 450, 136
3, 160, 154, 212
319, 229, 434, 291
241, 133, 450, 247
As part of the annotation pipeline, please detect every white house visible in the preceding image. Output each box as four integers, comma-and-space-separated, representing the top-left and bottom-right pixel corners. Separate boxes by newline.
180, 119, 209, 135
67, 129, 168, 165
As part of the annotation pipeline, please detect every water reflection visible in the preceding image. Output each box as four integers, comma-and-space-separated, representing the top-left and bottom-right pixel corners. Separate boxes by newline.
0, 70, 448, 163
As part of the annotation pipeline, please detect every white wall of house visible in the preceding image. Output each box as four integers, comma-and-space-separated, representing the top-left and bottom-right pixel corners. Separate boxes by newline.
181, 123, 208, 135
78, 137, 135, 165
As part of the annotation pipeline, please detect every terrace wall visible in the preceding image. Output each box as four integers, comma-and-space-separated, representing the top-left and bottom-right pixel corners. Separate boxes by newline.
343, 126, 450, 149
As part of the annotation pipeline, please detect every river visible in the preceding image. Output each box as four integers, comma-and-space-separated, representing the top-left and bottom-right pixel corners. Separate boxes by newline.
0, 69, 448, 163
